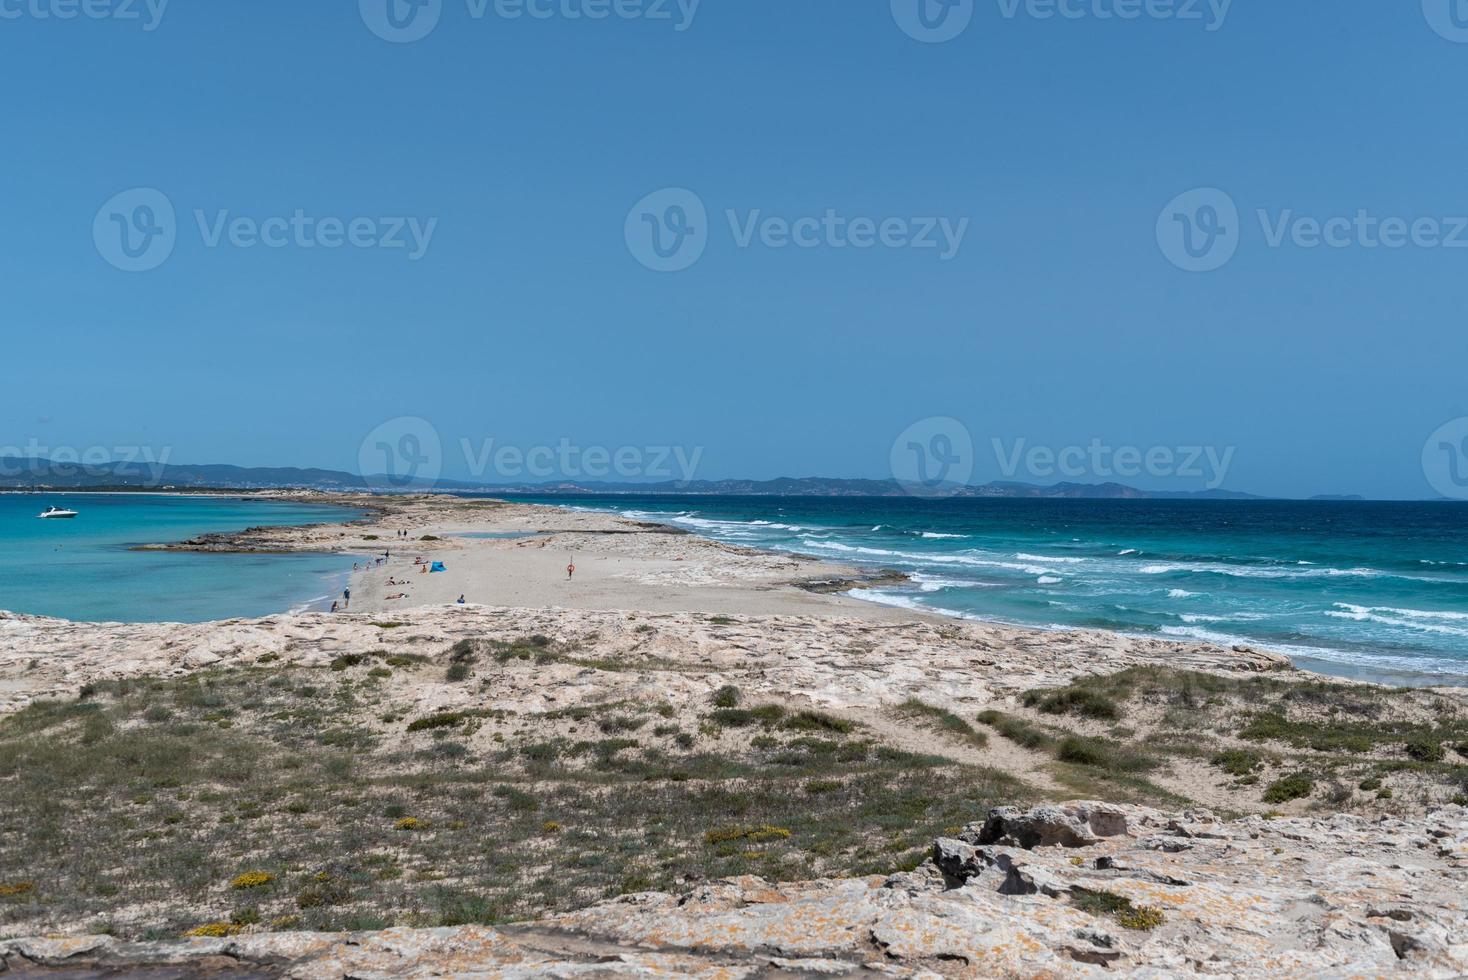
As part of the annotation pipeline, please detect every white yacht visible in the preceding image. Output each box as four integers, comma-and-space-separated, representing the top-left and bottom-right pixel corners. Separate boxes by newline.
38, 506, 79, 519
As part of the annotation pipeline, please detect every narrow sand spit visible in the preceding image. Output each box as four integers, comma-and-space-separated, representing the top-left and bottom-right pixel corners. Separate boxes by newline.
2, 493, 1295, 715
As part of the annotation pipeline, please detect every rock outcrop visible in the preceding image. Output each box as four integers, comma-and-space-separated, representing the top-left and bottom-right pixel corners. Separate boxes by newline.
6, 802, 1464, 977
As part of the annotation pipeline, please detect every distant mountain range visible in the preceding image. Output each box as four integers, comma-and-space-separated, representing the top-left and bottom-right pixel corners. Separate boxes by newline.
0, 457, 1270, 499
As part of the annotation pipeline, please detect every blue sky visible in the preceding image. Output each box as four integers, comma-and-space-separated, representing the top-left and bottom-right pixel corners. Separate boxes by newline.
2, 0, 1466, 498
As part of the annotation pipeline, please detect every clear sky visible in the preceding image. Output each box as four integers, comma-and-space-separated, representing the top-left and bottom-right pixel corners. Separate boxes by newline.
3, 0, 1466, 498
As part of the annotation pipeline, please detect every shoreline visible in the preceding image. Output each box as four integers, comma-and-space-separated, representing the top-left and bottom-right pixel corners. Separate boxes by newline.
8, 488, 1462, 691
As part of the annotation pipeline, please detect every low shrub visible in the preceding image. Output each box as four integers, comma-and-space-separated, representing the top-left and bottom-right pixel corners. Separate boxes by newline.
229, 871, 275, 890
1404, 736, 1445, 763
1071, 887, 1165, 931
897, 700, 987, 749
705, 825, 791, 845
407, 712, 467, 733
1211, 749, 1261, 777
184, 922, 242, 938
1262, 773, 1314, 804
711, 705, 786, 728
1023, 687, 1122, 721
784, 711, 855, 735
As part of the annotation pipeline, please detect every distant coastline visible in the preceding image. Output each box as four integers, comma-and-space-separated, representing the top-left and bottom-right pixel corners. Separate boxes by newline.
0, 456, 1422, 500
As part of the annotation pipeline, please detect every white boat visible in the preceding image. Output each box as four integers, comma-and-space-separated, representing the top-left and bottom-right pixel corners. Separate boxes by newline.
38, 506, 79, 519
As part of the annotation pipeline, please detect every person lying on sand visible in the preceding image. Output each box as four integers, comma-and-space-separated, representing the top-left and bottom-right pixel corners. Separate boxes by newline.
385, 593, 409, 600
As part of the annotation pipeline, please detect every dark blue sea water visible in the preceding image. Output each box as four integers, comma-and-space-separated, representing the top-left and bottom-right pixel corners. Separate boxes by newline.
0, 494, 364, 623
510, 495, 1468, 687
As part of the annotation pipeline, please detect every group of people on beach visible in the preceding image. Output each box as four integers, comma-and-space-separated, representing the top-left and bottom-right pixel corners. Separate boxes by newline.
324, 534, 579, 613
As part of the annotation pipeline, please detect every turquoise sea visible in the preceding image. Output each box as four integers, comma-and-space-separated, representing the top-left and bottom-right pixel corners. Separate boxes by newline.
511, 495, 1468, 688
0, 494, 363, 623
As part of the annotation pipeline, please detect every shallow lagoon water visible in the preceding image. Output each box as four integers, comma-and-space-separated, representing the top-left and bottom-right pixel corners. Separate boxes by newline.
0, 494, 363, 623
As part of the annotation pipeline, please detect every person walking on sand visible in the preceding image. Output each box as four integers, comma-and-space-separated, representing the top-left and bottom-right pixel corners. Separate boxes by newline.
342, 587, 350, 609
567, 559, 576, 581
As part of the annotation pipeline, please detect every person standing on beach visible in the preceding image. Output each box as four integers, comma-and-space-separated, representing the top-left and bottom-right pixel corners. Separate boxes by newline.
567, 559, 576, 581
343, 587, 350, 609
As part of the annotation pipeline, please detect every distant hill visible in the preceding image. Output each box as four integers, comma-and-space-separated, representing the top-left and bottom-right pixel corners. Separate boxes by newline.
0, 459, 369, 490
0, 458, 1264, 500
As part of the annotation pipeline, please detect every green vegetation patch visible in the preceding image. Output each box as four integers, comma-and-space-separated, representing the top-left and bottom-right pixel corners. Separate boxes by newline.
1021, 685, 1122, 721
896, 700, 987, 750
0, 665, 1031, 940
1262, 772, 1314, 804
1071, 887, 1166, 931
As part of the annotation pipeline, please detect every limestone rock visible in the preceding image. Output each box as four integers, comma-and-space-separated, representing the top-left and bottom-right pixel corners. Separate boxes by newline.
968, 801, 1134, 849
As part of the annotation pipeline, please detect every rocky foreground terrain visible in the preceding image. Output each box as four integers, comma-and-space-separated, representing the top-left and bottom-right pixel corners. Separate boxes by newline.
1, 605, 1466, 976
2, 800, 1465, 977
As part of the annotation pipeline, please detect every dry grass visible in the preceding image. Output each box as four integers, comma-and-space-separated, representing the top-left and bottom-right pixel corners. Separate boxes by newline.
0, 646, 1030, 941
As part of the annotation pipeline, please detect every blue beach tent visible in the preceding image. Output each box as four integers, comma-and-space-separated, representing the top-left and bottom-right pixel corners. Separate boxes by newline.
430, 562, 447, 573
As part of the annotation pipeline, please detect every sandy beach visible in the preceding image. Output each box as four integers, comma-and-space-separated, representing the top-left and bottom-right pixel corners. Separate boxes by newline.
341, 498, 938, 620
